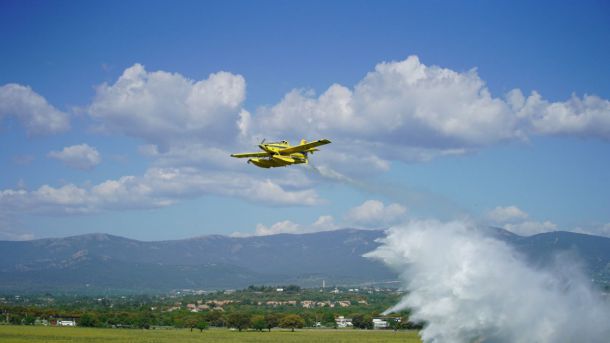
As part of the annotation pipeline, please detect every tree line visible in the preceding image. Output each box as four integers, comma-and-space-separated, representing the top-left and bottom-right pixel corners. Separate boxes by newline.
1, 306, 420, 331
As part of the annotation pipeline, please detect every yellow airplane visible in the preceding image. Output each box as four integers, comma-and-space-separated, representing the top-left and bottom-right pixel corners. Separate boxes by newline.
231, 139, 331, 168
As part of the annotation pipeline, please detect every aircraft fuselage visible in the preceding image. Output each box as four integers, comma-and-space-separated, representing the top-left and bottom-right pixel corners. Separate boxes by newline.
231, 139, 330, 169
249, 151, 307, 168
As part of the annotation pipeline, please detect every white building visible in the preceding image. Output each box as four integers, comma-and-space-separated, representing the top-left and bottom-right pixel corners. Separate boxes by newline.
373, 318, 388, 329
335, 316, 353, 328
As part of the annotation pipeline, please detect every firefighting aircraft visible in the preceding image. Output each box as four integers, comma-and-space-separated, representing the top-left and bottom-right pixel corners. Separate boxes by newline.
231, 139, 331, 168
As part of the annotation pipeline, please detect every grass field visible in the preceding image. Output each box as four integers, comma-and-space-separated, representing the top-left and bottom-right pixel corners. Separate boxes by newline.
0, 325, 422, 343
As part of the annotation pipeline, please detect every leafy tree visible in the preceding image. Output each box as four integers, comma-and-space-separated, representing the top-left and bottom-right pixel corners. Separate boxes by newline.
111, 312, 132, 327
279, 314, 304, 332
185, 317, 197, 332
195, 320, 209, 332
204, 310, 225, 327
172, 316, 185, 328
352, 314, 363, 329
352, 314, 373, 330
250, 315, 266, 332
79, 312, 99, 327
265, 313, 280, 332
9, 313, 23, 325
301, 312, 315, 327
23, 314, 36, 325
135, 311, 154, 329
226, 312, 250, 332
321, 312, 336, 328
97, 312, 110, 326
388, 317, 402, 331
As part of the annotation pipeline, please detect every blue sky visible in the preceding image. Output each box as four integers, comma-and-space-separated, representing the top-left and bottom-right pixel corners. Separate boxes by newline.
1, 0, 609, 240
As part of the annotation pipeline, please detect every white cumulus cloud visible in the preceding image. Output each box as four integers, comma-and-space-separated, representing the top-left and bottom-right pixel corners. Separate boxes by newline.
486, 205, 610, 237
487, 205, 529, 223
245, 55, 610, 173
311, 215, 338, 231
251, 56, 519, 151
254, 220, 301, 236
0, 83, 70, 135
0, 167, 321, 215
6, 58, 610, 225
88, 64, 246, 149
487, 205, 558, 236
48, 144, 101, 170
344, 200, 407, 228
511, 90, 610, 139
233, 199, 411, 237
232, 215, 339, 237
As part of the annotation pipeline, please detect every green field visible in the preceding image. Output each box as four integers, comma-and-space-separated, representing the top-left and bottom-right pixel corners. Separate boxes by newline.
0, 325, 422, 343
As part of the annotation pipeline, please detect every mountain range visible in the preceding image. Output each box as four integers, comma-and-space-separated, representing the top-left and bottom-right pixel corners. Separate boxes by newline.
1, 228, 609, 294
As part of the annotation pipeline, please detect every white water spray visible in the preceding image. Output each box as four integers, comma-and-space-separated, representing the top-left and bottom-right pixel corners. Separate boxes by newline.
366, 220, 610, 343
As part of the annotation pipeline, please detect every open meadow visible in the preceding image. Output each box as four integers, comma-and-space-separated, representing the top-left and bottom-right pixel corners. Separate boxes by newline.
0, 325, 422, 343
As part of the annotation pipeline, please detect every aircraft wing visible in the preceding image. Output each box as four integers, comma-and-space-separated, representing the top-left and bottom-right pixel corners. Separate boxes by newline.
278, 139, 331, 155
231, 152, 270, 158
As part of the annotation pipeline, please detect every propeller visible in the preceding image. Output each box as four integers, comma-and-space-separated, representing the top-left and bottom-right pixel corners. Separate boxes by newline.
260, 138, 266, 144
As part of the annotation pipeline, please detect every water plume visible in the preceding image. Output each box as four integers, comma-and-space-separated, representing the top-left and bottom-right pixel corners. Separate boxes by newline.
366, 219, 610, 343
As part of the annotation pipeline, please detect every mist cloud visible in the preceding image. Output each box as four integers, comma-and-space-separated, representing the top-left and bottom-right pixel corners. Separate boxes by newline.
367, 219, 610, 343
